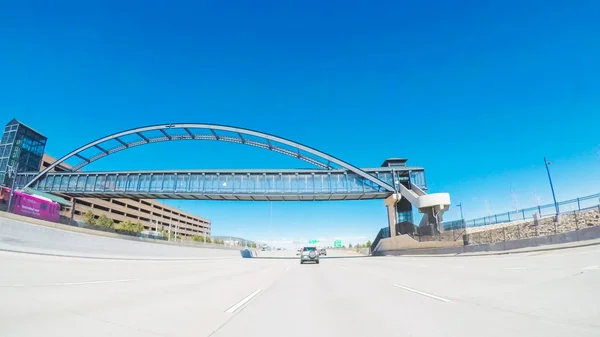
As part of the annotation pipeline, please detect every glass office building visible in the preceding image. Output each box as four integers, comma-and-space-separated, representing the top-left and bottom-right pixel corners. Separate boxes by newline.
0, 119, 47, 187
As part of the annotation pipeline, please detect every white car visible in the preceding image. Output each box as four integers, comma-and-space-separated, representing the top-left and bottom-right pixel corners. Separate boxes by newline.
300, 246, 319, 264
296, 249, 301, 256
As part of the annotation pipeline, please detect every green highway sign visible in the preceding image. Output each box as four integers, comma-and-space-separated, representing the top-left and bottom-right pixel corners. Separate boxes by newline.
334, 240, 342, 248
308, 239, 319, 244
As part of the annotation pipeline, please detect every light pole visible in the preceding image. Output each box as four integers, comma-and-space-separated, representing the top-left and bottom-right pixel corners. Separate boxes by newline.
6, 163, 19, 214
168, 218, 172, 242
544, 157, 559, 215
456, 202, 465, 230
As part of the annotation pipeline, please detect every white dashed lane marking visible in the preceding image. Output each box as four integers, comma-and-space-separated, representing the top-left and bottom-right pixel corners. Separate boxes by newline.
393, 284, 451, 303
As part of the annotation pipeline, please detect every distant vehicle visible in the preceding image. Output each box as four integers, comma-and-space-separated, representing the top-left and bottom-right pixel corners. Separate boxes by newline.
320, 248, 327, 256
140, 230, 164, 239
261, 247, 267, 251
300, 246, 319, 264
296, 249, 301, 255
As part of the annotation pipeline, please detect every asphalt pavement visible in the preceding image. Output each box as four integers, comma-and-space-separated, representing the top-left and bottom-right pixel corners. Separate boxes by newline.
2, 247, 600, 337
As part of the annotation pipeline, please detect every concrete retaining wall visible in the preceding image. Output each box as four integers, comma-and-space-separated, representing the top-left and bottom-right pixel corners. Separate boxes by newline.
374, 225, 600, 256
377, 234, 463, 251
0, 214, 245, 259
356, 248, 370, 255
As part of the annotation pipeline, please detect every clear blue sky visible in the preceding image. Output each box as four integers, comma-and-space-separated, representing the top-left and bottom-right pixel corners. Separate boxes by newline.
1, 1, 599, 244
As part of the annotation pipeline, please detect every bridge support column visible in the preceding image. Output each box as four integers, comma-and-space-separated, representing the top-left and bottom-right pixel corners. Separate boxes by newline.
70, 198, 76, 222
384, 193, 401, 237
418, 204, 449, 235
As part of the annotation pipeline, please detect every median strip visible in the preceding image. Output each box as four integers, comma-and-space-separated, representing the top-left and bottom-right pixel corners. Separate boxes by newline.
393, 284, 451, 302
225, 289, 263, 313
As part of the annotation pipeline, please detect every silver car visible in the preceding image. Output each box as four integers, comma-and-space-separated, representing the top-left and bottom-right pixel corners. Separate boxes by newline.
300, 246, 319, 264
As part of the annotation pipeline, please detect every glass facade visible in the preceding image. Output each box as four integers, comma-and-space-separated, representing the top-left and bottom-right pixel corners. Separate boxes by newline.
0, 119, 47, 187
409, 170, 426, 190
371, 164, 428, 225
397, 197, 414, 224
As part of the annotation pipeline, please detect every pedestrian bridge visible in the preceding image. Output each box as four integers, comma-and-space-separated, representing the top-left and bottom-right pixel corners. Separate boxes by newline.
15, 167, 422, 201
15, 123, 450, 232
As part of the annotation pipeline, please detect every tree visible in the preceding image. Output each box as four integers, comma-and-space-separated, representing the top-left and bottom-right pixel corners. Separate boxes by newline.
366, 240, 372, 247
96, 215, 115, 229
348, 243, 353, 248
192, 235, 204, 242
117, 220, 132, 230
158, 229, 169, 238
117, 220, 144, 233
83, 210, 96, 225
251, 243, 257, 248
205, 236, 212, 243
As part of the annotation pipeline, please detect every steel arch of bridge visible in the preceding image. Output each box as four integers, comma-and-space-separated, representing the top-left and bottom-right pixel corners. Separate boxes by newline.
23, 123, 395, 192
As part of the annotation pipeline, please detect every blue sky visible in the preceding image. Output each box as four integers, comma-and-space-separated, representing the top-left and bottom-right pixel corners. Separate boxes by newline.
1, 1, 599, 244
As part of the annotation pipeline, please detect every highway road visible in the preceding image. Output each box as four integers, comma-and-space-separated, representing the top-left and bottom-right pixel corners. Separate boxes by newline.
2, 246, 600, 337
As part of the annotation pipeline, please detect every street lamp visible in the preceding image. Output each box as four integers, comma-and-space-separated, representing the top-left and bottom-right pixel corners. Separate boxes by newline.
456, 202, 465, 230
6, 163, 19, 214
544, 157, 559, 215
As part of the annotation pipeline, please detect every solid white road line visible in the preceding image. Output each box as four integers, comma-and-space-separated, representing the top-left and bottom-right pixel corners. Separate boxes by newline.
581, 265, 599, 270
225, 289, 263, 313
504, 267, 527, 270
0, 284, 25, 287
339, 266, 349, 270
393, 284, 451, 303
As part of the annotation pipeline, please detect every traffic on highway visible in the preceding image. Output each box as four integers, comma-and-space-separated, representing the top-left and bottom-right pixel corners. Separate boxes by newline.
1, 219, 600, 337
